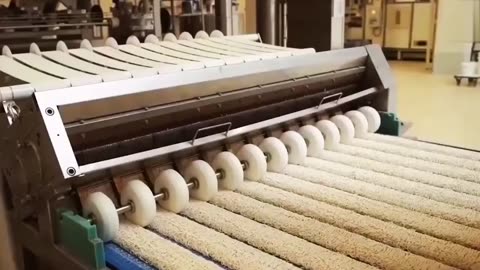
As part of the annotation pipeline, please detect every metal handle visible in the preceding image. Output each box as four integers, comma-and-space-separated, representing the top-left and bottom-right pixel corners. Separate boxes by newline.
317, 92, 343, 108
192, 122, 232, 145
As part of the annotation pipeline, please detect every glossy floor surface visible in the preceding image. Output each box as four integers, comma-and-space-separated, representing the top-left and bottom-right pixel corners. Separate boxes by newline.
393, 61, 480, 151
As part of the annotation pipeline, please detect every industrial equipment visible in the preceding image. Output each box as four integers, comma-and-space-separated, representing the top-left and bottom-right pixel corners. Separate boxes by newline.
0, 1, 108, 53
2, 30, 480, 270
345, 0, 435, 60
255, 0, 345, 51
114, 0, 241, 46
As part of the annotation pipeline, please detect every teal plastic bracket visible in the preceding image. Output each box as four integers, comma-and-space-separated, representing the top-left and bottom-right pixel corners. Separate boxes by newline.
58, 211, 106, 269
377, 112, 405, 136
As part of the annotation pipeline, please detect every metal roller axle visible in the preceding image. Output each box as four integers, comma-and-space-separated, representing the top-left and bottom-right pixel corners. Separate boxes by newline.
112, 157, 254, 216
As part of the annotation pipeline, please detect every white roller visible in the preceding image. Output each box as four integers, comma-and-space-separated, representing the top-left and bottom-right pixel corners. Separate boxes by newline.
179, 32, 194, 41
259, 137, 289, 172
29, 43, 41, 55
359, 106, 381, 133
195, 30, 210, 39
316, 120, 340, 150
163, 33, 178, 42
126, 35, 142, 46
56, 41, 69, 52
211, 151, 244, 190
183, 160, 218, 201
83, 192, 119, 242
2, 45, 12, 57
280, 131, 307, 165
154, 169, 190, 213
80, 39, 94, 50
105, 37, 120, 49
236, 144, 267, 181
345, 110, 369, 138
298, 125, 324, 157
121, 180, 156, 227
210, 30, 224, 38
144, 34, 160, 44
330, 115, 355, 144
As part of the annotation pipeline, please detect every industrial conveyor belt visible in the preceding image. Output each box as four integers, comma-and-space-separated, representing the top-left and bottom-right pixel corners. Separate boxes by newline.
105, 107, 480, 270
3, 31, 480, 270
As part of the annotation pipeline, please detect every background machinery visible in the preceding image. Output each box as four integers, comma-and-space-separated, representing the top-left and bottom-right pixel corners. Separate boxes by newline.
1, 30, 480, 270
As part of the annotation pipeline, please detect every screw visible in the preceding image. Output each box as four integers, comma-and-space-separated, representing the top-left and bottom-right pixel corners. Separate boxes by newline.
66, 167, 76, 176
45, 108, 55, 116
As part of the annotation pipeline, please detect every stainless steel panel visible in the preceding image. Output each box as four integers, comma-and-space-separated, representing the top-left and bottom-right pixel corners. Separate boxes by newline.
53, 48, 367, 123
78, 87, 378, 175
65, 66, 365, 135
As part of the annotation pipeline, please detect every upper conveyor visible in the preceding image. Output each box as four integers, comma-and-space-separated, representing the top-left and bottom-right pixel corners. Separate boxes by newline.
0, 31, 315, 102
0, 30, 396, 180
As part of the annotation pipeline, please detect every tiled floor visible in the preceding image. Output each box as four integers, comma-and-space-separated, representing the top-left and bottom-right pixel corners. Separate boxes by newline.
392, 61, 480, 151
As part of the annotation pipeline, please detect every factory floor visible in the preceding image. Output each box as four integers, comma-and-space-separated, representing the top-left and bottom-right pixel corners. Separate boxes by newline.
392, 61, 480, 151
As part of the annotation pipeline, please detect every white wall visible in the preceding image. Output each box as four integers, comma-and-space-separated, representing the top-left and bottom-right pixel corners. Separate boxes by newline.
475, 0, 480, 41
433, 0, 475, 74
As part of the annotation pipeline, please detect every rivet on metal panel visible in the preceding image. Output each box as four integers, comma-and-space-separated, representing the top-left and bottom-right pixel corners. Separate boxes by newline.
45, 107, 55, 116
67, 167, 76, 176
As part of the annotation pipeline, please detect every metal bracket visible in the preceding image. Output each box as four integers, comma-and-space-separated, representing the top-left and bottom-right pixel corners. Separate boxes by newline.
317, 92, 343, 108
191, 122, 232, 145
3, 101, 21, 125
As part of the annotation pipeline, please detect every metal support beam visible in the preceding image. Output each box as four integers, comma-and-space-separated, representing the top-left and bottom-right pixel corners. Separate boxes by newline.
256, 0, 278, 45
215, 0, 233, 35
153, 0, 162, 37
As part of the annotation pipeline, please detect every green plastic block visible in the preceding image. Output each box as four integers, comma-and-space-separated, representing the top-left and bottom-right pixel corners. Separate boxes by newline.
377, 112, 404, 136
59, 211, 106, 269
